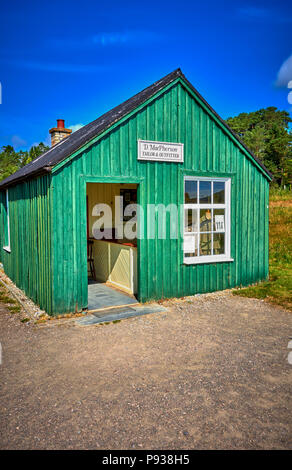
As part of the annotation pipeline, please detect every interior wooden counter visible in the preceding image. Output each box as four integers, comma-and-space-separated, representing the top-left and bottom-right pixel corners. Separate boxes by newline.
91, 239, 137, 295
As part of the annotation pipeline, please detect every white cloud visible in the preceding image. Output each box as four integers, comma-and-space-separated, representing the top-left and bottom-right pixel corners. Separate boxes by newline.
11, 135, 26, 148
237, 6, 292, 24
275, 54, 292, 88
30, 131, 51, 148
237, 6, 270, 20
92, 30, 162, 46
48, 31, 164, 49
44, 134, 51, 147
68, 123, 84, 133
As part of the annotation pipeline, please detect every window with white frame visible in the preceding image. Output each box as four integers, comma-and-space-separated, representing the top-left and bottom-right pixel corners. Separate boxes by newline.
183, 177, 231, 264
3, 189, 11, 252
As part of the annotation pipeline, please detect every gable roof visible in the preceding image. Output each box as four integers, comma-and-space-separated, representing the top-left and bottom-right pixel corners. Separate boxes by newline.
0, 68, 272, 188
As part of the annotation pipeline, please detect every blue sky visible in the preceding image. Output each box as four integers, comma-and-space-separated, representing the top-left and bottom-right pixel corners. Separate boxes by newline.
0, 0, 291, 150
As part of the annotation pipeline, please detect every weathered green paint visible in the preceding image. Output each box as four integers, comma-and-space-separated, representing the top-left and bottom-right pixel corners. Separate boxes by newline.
0, 175, 53, 313
0, 80, 270, 314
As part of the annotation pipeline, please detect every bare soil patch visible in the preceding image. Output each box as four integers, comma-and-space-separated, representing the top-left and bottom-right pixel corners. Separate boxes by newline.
0, 291, 291, 449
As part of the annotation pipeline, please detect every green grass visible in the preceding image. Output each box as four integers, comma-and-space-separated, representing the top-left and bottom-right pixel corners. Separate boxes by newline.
269, 186, 292, 201
8, 305, 21, 313
0, 285, 23, 314
0, 291, 16, 304
233, 189, 292, 310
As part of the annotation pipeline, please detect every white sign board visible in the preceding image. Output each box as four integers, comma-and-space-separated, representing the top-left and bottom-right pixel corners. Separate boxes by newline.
138, 140, 184, 163
215, 215, 225, 232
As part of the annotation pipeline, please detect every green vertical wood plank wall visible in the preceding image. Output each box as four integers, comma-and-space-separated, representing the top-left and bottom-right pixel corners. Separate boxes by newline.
0, 175, 53, 313
50, 81, 269, 313
0, 80, 270, 314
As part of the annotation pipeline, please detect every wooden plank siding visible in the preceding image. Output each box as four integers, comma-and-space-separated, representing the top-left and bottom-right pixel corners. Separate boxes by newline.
0, 175, 53, 313
49, 81, 269, 314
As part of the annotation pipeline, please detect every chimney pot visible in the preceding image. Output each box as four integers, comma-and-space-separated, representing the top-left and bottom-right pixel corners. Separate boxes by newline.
49, 118, 72, 147
57, 119, 65, 129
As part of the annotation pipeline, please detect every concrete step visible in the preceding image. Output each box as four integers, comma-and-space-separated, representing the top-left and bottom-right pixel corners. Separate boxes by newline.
76, 304, 167, 326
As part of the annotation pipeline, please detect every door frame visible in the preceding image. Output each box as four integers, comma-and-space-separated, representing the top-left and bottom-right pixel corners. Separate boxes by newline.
81, 176, 144, 308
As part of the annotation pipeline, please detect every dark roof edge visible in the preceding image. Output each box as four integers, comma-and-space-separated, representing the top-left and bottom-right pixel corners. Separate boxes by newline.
0, 167, 52, 189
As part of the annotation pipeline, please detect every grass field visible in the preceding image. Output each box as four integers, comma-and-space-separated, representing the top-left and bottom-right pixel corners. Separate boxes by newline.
233, 187, 292, 311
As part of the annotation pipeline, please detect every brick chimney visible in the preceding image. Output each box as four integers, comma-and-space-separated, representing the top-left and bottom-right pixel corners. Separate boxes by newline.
49, 119, 72, 147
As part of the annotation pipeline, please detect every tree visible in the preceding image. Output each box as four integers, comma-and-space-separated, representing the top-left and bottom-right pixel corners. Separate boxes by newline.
0, 143, 49, 182
226, 107, 292, 187
243, 125, 267, 159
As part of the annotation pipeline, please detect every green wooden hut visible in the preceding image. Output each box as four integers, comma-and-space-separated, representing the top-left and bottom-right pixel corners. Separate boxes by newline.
0, 69, 272, 315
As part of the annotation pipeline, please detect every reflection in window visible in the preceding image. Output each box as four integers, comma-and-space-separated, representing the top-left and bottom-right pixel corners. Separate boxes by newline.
200, 209, 212, 232
213, 182, 225, 204
213, 233, 225, 255
185, 181, 197, 203
184, 208, 198, 232
199, 181, 211, 203
200, 232, 211, 256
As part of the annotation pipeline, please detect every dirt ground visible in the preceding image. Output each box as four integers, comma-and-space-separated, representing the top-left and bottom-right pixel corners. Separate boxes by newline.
0, 291, 291, 450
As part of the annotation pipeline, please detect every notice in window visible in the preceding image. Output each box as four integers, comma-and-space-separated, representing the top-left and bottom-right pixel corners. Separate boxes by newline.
215, 215, 225, 232
184, 235, 196, 253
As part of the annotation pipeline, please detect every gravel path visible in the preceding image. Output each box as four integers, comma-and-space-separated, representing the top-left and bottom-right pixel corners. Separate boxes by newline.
0, 291, 291, 449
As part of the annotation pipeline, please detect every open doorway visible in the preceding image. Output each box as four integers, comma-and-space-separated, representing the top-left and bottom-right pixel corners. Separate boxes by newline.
86, 182, 138, 311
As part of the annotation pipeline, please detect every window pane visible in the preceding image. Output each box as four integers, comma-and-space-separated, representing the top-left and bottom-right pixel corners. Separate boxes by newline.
185, 181, 197, 203
200, 209, 212, 232
184, 234, 198, 256
213, 209, 225, 232
184, 209, 198, 233
200, 232, 211, 256
213, 182, 225, 204
199, 181, 211, 203
213, 233, 225, 255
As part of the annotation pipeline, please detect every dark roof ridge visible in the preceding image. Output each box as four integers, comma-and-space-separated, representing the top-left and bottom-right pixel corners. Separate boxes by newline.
0, 68, 182, 188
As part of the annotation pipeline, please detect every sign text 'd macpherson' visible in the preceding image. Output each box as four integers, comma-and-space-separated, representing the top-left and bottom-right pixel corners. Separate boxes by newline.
138, 140, 184, 163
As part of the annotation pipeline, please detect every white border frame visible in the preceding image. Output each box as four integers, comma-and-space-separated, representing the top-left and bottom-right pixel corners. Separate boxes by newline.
183, 176, 233, 264
138, 139, 184, 163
